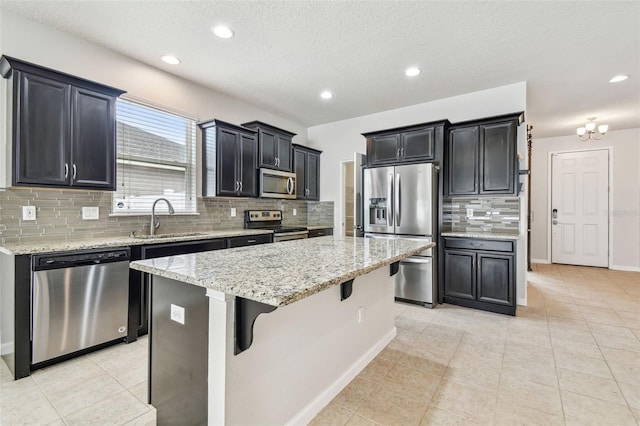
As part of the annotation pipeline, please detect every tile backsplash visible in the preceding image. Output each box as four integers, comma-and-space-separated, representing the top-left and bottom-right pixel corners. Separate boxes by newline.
442, 196, 520, 234
0, 188, 334, 245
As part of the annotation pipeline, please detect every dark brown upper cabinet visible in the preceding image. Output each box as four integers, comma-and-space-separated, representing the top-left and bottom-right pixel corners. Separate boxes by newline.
444, 113, 522, 196
199, 119, 258, 197
363, 120, 449, 167
292, 144, 321, 201
0, 56, 125, 190
241, 121, 295, 172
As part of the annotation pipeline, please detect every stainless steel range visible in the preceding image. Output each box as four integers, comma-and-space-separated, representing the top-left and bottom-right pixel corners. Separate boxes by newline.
245, 210, 308, 242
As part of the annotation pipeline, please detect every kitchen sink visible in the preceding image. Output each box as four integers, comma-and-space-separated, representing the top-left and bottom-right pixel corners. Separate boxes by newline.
131, 232, 208, 240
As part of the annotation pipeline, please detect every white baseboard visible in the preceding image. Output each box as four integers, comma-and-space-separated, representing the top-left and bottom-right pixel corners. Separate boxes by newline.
1, 342, 14, 356
610, 265, 640, 272
287, 327, 397, 426
516, 297, 527, 307
531, 258, 551, 264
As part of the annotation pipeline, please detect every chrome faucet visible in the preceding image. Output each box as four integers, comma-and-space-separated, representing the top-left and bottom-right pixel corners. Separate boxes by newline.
150, 198, 175, 236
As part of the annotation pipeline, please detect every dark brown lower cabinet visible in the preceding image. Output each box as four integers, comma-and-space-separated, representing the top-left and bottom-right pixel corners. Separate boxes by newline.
308, 228, 333, 238
443, 237, 516, 315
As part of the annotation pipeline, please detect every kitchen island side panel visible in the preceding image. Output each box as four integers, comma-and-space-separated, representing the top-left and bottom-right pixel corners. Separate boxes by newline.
217, 266, 395, 425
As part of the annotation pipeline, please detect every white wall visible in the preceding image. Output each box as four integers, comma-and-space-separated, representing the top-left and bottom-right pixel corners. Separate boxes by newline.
530, 129, 640, 271
0, 10, 307, 141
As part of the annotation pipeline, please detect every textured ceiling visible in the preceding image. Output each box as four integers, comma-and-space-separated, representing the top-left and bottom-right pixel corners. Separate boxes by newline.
2, 1, 639, 138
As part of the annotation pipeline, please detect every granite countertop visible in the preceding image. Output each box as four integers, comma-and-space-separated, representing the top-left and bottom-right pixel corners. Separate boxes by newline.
440, 231, 520, 241
306, 225, 333, 230
1, 229, 273, 255
130, 235, 435, 307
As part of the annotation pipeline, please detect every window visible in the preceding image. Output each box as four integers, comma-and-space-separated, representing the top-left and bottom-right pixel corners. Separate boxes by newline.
113, 99, 197, 214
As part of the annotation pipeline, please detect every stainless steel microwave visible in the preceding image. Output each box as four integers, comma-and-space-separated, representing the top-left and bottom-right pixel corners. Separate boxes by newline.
259, 169, 296, 199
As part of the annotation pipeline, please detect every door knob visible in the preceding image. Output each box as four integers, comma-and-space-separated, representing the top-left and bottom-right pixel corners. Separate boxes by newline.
552, 220, 558, 225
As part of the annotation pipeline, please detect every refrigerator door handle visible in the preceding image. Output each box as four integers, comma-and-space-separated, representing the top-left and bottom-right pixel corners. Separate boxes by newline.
387, 172, 394, 226
395, 173, 401, 227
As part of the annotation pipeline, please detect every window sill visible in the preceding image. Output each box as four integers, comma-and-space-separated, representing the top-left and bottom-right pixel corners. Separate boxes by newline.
109, 211, 200, 217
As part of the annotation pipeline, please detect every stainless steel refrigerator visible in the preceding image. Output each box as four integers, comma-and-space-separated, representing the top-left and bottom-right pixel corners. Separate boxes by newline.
364, 163, 437, 306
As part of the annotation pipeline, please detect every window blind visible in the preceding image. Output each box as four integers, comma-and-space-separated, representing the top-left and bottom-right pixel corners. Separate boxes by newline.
112, 99, 197, 214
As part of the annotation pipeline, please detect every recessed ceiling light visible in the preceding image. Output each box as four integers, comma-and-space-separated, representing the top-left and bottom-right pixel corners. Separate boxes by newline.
609, 74, 629, 83
405, 67, 421, 77
212, 25, 234, 39
320, 90, 333, 99
161, 55, 181, 65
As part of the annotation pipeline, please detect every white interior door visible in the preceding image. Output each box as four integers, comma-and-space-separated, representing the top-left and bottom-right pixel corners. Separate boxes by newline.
551, 150, 609, 267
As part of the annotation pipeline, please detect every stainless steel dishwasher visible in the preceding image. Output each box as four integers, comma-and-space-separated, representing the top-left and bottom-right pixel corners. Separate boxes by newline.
31, 248, 130, 364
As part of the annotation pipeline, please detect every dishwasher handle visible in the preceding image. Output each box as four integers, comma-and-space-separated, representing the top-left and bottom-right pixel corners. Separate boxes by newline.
33, 248, 130, 271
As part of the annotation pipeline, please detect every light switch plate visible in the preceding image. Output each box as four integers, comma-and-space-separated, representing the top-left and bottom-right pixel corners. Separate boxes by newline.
230, 208, 237, 217
292, 208, 297, 216
170, 304, 185, 325
466, 208, 474, 218
22, 206, 36, 221
82, 206, 100, 220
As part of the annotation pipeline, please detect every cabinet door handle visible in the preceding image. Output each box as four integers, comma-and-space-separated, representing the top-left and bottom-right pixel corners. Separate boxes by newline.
64, 163, 69, 179
235, 181, 240, 191
470, 242, 483, 248
401, 147, 405, 156
72, 164, 77, 180
397, 148, 401, 157
247, 239, 256, 243
239, 181, 243, 192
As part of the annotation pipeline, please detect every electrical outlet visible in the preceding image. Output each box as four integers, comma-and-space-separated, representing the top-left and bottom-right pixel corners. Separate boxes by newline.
466, 208, 474, 218
292, 208, 297, 216
230, 208, 237, 217
170, 304, 185, 325
22, 206, 36, 221
82, 206, 99, 220
358, 306, 365, 324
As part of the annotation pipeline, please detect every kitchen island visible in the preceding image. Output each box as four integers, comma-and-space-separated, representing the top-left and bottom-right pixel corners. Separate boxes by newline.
130, 235, 435, 425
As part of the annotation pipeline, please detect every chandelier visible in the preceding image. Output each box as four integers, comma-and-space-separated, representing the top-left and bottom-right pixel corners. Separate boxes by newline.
577, 117, 608, 140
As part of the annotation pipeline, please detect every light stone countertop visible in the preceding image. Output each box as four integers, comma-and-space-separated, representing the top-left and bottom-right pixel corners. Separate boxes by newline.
440, 231, 520, 241
1, 229, 273, 255
130, 235, 435, 307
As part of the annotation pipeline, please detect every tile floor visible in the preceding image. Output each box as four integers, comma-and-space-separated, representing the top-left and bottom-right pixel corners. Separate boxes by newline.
1, 264, 639, 425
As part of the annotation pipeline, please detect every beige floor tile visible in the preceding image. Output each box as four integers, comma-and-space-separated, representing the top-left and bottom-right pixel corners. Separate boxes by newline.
591, 332, 640, 353
608, 360, 640, 386
619, 382, 640, 410
554, 351, 613, 379
47, 372, 127, 416
459, 332, 506, 354
448, 346, 503, 370
394, 328, 421, 346
397, 352, 448, 377
549, 324, 597, 345
493, 400, 565, 426
503, 340, 556, 368
442, 364, 501, 393
123, 409, 156, 426
600, 346, 640, 368
551, 336, 604, 359
562, 390, 636, 425
430, 380, 496, 424
355, 386, 429, 426
588, 322, 637, 340
419, 406, 475, 425
344, 414, 377, 426
401, 305, 438, 322
331, 377, 376, 412
128, 381, 149, 405
377, 339, 410, 362
379, 364, 441, 400
357, 357, 393, 383
30, 355, 104, 394
0, 391, 62, 426
498, 378, 564, 417
500, 362, 559, 388
309, 401, 354, 426
63, 390, 149, 425
396, 315, 431, 333
557, 368, 626, 405
0, 375, 45, 406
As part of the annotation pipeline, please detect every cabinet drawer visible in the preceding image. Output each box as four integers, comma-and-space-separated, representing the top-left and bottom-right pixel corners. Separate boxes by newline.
141, 239, 226, 259
308, 228, 333, 238
226, 234, 273, 248
443, 238, 513, 253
